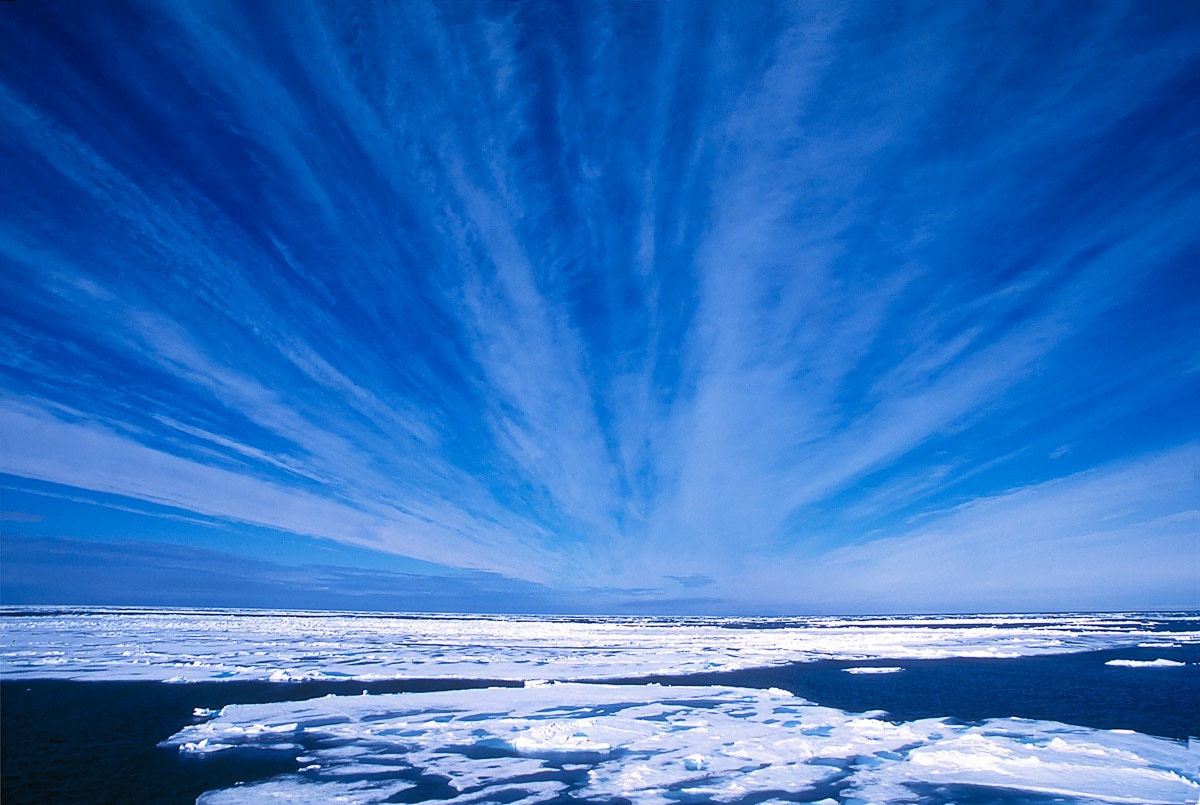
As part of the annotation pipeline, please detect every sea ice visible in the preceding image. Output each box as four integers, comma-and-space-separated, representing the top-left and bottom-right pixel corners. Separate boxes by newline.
163, 682, 1200, 805
4, 607, 1194, 683
7, 608, 1196, 801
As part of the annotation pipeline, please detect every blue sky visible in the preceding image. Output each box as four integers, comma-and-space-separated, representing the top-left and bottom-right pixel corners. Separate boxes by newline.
1, 1, 1197, 614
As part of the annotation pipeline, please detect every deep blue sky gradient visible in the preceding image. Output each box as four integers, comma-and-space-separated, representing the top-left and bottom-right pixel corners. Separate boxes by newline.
1, 1, 1197, 613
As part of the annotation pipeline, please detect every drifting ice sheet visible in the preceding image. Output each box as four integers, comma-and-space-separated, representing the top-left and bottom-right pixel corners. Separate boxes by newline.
165, 682, 1200, 805
4, 608, 1196, 682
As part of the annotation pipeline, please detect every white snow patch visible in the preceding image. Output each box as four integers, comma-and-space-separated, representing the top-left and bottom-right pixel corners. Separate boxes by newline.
197, 777, 415, 804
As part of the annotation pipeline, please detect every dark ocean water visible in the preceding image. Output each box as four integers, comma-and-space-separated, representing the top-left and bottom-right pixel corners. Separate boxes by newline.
611, 643, 1200, 741
1, 677, 521, 805
2, 644, 1196, 805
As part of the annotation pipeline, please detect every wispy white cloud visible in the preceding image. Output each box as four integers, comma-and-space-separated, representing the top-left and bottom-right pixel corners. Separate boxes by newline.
0, 398, 559, 582
1, 1, 1196, 610
749, 444, 1200, 613
606, 4, 1199, 587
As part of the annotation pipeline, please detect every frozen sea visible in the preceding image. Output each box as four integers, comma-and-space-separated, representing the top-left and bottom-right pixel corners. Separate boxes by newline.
2, 608, 1198, 804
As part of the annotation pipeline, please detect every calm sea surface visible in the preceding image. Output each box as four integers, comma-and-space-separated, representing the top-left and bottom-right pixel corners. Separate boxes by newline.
3, 644, 1197, 804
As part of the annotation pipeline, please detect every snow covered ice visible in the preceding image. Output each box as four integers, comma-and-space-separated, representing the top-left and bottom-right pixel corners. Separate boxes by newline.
165, 682, 1200, 804
4, 608, 1196, 683
5, 607, 1198, 803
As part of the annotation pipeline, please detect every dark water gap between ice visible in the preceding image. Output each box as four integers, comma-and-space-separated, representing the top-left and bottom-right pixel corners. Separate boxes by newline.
1, 677, 522, 805
3, 644, 1197, 804
597, 643, 1200, 742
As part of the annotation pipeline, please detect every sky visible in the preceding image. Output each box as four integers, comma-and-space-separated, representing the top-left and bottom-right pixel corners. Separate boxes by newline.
1, 1, 1197, 615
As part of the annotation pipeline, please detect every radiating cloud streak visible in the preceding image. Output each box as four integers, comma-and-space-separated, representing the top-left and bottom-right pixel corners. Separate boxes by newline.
771, 444, 1200, 613
1, 1, 1197, 610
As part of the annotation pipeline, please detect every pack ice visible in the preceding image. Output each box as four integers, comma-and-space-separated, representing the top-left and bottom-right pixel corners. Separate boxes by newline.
167, 682, 1200, 804
4, 608, 1195, 682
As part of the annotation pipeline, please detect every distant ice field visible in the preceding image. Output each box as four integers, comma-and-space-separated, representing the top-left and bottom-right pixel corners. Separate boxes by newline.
3, 607, 1196, 683
3, 609, 1198, 804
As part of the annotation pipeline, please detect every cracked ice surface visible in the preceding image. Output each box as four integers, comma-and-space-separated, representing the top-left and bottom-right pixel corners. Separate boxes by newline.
3, 608, 1195, 683
165, 682, 1200, 805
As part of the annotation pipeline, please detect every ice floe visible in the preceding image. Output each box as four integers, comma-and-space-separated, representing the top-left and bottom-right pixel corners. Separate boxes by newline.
3, 607, 1196, 683
842, 666, 904, 674
1106, 658, 1188, 668
164, 682, 1200, 804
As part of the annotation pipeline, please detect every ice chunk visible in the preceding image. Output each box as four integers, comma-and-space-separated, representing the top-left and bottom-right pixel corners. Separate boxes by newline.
842, 666, 904, 674
196, 777, 415, 804
1105, 658, 1186, 668
851, 724, 1199, 804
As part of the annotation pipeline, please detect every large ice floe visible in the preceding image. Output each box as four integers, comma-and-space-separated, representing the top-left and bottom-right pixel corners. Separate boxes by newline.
3, 607, 1197, 682
165, 682, 1200, 804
